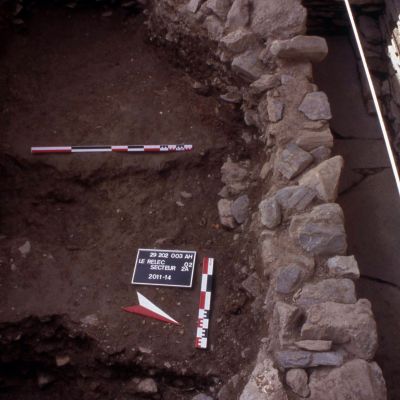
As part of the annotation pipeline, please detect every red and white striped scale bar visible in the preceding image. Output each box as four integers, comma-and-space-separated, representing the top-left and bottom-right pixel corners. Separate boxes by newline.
31, 144, 193, 154
195, 257, 214, 349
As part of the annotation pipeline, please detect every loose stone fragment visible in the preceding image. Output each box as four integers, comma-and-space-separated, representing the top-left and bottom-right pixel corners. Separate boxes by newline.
271, 35, 328, 63
187, 0, 204, 13
295, 340, 332, 352
299, 156, 344, 202
55, 355, 71, 367
232, 194, 249, 224
276, 144, 313, 180
275, 350, 343, 369
239, 352, 287, 400
220, 28, 256, 53
295, 128, 333, 151
267, 97, 284, 122
232, 50, 265, 82
220, 86, 242, 103
241, 272, 262, 297
259, 197, 281, 229
299, 92, 332, 121
249, 73, 280, 94
310, 146, 331, 163
308, 359, 387, 400
276, 264, 303, 294
261, 231, 279, 268
221, 157, 249, 195
327, 255, 360, 279
205, 0, 232, 20
218, 199, 235, 229
225, 0, 249, 31
301, 300, 378, 360
295, 278, 356, 307
274, 301, 302, 347
137, 378, 158, 394
275, 185, 316, 216
286, 368, 310, 397
204, 15, 224, 41
289, 203, 347, 256
38, 373, 55, 388
18, 240, 31, 257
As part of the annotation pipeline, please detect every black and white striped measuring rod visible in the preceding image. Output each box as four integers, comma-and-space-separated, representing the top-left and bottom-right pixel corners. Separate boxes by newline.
31, 144, 193, 154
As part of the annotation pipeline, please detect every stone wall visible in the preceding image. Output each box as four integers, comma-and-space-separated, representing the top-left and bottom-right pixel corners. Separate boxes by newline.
148, 1, 388, 398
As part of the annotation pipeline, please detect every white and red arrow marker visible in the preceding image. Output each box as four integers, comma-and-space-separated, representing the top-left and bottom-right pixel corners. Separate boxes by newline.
195, 257, 214, 349
122, 292, 180, 325
31, 144, 193, 154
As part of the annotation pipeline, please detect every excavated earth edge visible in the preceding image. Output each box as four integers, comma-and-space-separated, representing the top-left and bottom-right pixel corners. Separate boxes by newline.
146, 0, 389, 399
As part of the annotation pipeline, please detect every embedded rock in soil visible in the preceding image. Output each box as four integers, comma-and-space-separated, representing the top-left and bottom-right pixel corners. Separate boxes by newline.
310, 146, 331, 163
295, 340, 332, 352
220, 28, 256, 53
218, 199, 235, 229
301, 300, 378, 360
205, 0, 232, 20
187, 0, 204, 13
225, 0, 249, 32
298, 156, 344, 202
267, 97, 284, 122
221, 157, 249, 195
204, 15, 224, 40
250, 0, 306, 40
242, 272, 262, 297
232, 194, 249, 224
232, 49, 266, 82
289, 203, 347, 256
295, 278, 356, 308
298, 92, 332, 121
271, 35, 328, 63
192, 394, 214, 400
327, 255, 360, 279
220, 86, 242, 103
260, 231, 279, 268
137, 378, 158, 394
250, 73, 280, 94
294, 127, 333, 151
239, 349, 287, 400
276, 264, 304, 294
274, 301, 302, 347
274, 185, 316, 216
275, 350, 343, 369
286, 368, 310, 397
259, 197, 281, 229
308, 359, 387, 400
18, 240, 31, 257
276, 144, 313, 180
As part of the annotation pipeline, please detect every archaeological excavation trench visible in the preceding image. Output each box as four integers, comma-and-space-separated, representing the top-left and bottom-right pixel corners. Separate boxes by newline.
1, 0, 399, 399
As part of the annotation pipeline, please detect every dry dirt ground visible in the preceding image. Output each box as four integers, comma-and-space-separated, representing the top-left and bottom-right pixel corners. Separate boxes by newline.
0, 5, 263, 399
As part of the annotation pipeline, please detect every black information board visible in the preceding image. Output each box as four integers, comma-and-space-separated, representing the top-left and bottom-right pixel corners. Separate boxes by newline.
132, 249, 197, 288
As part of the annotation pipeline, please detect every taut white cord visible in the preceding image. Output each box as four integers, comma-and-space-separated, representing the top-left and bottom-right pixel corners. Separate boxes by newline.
343, 0, 400, 197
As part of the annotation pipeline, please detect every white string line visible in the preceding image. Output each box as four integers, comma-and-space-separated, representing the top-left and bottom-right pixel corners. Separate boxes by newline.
343, 0, 400, 197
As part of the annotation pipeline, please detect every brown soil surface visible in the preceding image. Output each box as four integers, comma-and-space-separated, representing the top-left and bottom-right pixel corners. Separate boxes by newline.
0, 5, 262, 399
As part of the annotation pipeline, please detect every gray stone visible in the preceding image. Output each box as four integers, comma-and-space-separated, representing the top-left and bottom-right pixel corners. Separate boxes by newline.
301, 300, 378, 360
220, 28, 256, 53
276, 264, 303, 294
232, 50, 265, 82
205, 0, 232, 19
55, 355, 71, 367
295, 128, 333, 151
18, 240, 31, 257
218, 199, 235, 229
271, 35, 328, 63
310, 146, 331, 163
204, 15, 224, 41
250, 74, 280, 95
259, 197, 281, 229
295, 278, 356, 307
299, 156, 344, 202
267, 98, 284, 122
243, 109, 261, 128
275, 350, 343, 369
276, 144, 313, 180
221, 157, 249, 195
239, 352, 287, 400
250, 0, 306, 40
232, 194, 249, 224
274, 185, 316, 216
225, 0, 249, 31
187, 0, 204, 13
295, 340, 332, 352
274, 301, 302, 347
286, 369, 309, 397
309, 359, 387, 400
299, 92, 332, 121
327, 255, 360, 279
289, 203, 347, 256
242, 272, 262, 297
260, 231, 279, 267
220, 86, 242, 103
137, 378, 158, 394
37, 373, 55, 388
